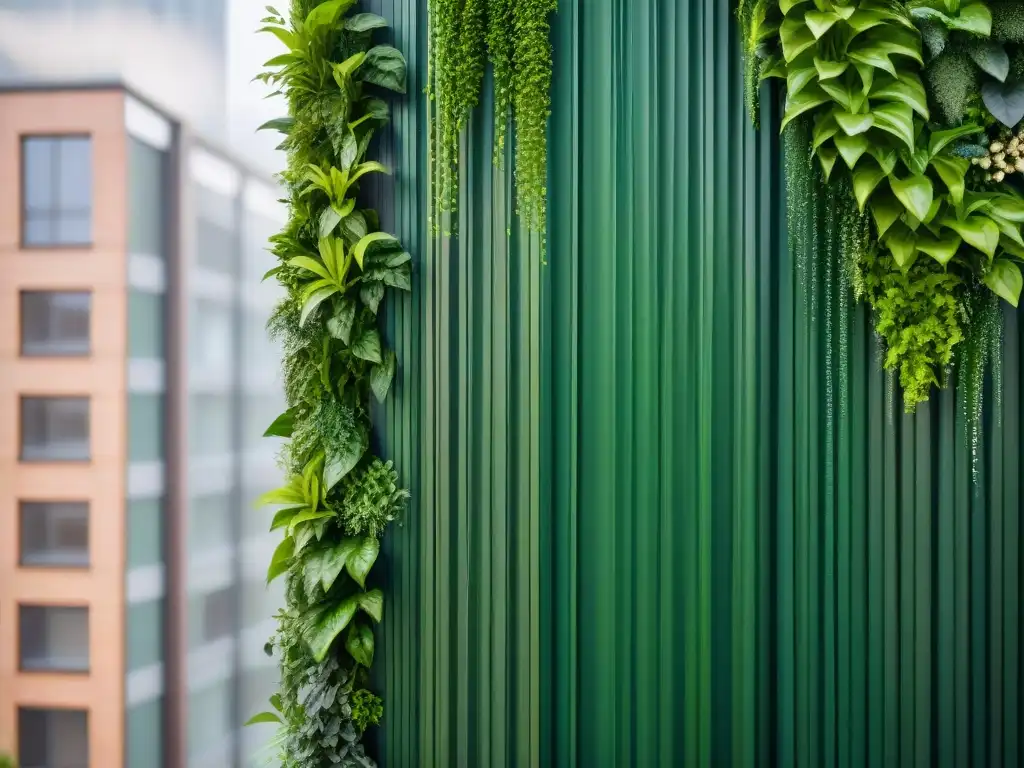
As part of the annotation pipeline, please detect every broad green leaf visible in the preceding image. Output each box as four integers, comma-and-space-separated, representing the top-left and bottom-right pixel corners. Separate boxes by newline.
360, 46, 408, 93
814, 57, 848, 80
902, 147, 930, 177
319, 207, 342, 239
382, 262, 412, 291
327, 297, 357, 344
990, 214, 1024, 246
263, 409, 295, 438
786, 67, 818, 100
873, 103, 915, 151
908, 7, 953, 26
270, 506, 303, 532
348, 160, 390, 187
351, 328, 383, 363
780, 17, 817, 63
358, 589, 384, 623
949, 2, 992, 35
360, 281, 385, 314
306, 0, 356, 31
761, 53, 788, 80
871, 76, 929, 119
300, 286, 338, 327
266, 536, 294, 585
262, 266, 281, 282
915, 232, 961, 266
854, 62, 875, 94
245, 712, 281, 726
834, 133, 870, 168
941, 215, 1000, 257
852, 162, 886, 210
779, 0, 808, 14
363, 97, 390, 122
819, 79, 854, 110
257, 117, 294, 134
818, 147, 839, 181
371, 350, 397, 403
305, 597, 358, 662
258, 25, 297, 51
870, 192, 903, 238
805, 11, 840, 38
286, 510, 333, 536
884, 224, 919, 269
848, 46, 897, 78
334, 52, 366, 89
289, 255, 333, 281
346, 620, 375, 667
988, 195, 1024, 222
257, 484, 305, 507
353, 232, 400, 269
880, 27, 925, 65
340, 210, 369, 243
263, 53, 300, 68
324, 424, 367, 490
1000, 234, 1024, 258
812, 114, 840, 151
868, 145, 898, 175
928, 124, 983, 158
930, 156, 969, 205
345, 12, 388, 32
302, 545, 350, 596
835, 111, 874, 135
346, 536, 380, 589
984, 259, 1023, 307
969, 40, 1009, 82
890, 175, 934, 222
339, 131, 358, 170
981, 79, 1024, 128
270, 693, 282, 712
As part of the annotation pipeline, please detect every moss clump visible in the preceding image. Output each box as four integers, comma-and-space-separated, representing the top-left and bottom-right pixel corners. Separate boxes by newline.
926, 48, 978, 125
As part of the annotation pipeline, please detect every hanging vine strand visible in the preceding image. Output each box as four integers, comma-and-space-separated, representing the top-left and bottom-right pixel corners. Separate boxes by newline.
427, 0, 556, 249
247, 1, 410, 764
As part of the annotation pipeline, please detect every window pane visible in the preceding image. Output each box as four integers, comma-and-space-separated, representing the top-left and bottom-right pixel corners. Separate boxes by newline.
126, 698, 163, 768
20, 501, 89, 567
19, 606, 89, 672
188, 493, 231, 552
127, 599, 164, 672
188, 395, 232, 456
128, 138, 166, 257
129, 394, 164, 462
23, 214, 53, 246
22, 137, 54, 212
21, 397, 90, 461
18, 708, 89, 768
128, 290, 165, 359
56, 214, 91, 245
127, 498, 163, 569
20, 291, 91, 356
57, 137, 92, 211
189, 300, 233, 374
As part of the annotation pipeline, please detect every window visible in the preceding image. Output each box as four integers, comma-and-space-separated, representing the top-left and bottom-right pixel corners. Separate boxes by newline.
188, 395, 232, 457
126, 698, 163, 768
19, 501, 89, 567
128, 137, 166, 257
128, 290, 165, 358
195, 183, 237, 273
129, 394, 164, 462
18, 708, 89, 768
20, 397, 90, 461
22, 136, 93, 247
20, 291, 91, 356
202, 586, 235, 643
19, 605, 89, 672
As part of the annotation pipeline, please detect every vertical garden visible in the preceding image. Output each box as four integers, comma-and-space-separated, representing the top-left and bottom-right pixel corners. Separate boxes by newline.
250, 1, 1024, 766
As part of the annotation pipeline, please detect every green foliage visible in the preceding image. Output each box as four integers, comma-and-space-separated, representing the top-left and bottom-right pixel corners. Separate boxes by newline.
0, 755, 16, 768
250, 1, 410, 764
427, 0, 556, 249
351, 689, 384, 732
750, 0, 1024, 415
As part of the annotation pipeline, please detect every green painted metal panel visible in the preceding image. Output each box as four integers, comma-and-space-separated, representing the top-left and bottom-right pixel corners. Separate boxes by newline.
366, 1, 1024, 766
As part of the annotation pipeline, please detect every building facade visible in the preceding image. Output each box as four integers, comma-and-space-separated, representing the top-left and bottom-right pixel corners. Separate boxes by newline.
0, 84, 284, 768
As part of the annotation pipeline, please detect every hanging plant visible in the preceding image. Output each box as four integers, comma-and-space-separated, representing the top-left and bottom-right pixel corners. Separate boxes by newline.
427, 0, 556, 249
246, 1, 410, 765
742, 0, 1024, 414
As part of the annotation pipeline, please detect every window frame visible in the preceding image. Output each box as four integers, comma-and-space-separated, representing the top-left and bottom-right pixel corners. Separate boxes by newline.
18, 500, 91, 569
17, 603, 91, 674
20, 133, 95, 250
19, 289, 93, 358
19, 395, 92, 463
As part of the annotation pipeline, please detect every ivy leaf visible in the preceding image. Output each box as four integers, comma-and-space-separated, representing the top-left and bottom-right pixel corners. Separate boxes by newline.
871, 75, 929, 120
324, 425, 368, 490
358, 589, 384, 623
969, 40, 1009, 83
786, 67, 818, 100
245, 711, 282, 726
266, 536, 295, 585
872, 103, 915, 151
915, 231, 961, 266
345, 12, 388, 32
834, 133, 870, 168
949, 2, 993, 35
345, 620, 375, 667
360, 281, 385, 314
852, 161, 886, 210
327, 297, 357, 344
814, 57, 848, 80
360, 46, 407, 93
983, 80, 1024, 128
305, 597, 359, 663
870, 192, 903, 238
835, 111, 874, 136
805, 11, 840, 38
885, 224, 919, 269
351, 329, 383, 363
780, 85, 831, 132
371, 350, 397, 403
984, 259, 1023, 307
812, 114, 840, 151
890, 175, 934, 222
941, 215, 1000, 257
930, 156, 969, 205
263, 409, 295, 438
780, 17, 816, 62
818, 147, 839, 181
346, 536, 380, 589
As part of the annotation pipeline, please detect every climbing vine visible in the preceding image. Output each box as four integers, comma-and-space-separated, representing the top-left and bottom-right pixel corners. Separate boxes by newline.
247, 1, 410, 765
427, 0, 556, 245
741, 0, 1024, 419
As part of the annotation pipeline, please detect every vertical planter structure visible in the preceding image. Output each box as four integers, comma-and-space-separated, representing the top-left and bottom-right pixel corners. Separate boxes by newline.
257, 1, 1024, 766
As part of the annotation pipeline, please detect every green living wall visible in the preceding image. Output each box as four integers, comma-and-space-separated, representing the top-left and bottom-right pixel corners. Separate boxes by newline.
362, 0, 1024, 765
